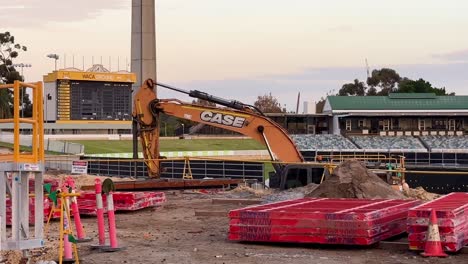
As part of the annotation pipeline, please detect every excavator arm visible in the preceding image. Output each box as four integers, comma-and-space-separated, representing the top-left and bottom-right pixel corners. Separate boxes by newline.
133, 78, 304, 178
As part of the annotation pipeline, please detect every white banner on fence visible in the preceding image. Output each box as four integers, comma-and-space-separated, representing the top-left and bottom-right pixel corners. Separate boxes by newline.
71, 161, 88, 174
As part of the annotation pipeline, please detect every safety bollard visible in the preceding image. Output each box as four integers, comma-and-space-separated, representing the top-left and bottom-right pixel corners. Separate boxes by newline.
90, 179, 108, 249
66, 176, 92, 243
62, 192, 75, 263
101, 191, 124, 252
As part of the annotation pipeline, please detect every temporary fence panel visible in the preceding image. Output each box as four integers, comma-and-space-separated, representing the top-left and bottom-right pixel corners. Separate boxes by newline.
82, 157, 264, 181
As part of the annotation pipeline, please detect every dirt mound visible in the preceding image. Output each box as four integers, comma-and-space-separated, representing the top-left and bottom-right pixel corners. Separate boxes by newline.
227, 185, 272, 198
42, 173, 135, 191
403, 186, 440, 201
307, 160, 405, 199
263, 183, 319, 203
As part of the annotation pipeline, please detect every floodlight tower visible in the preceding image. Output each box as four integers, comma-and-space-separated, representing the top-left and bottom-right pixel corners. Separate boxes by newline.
47, 54, 60, 71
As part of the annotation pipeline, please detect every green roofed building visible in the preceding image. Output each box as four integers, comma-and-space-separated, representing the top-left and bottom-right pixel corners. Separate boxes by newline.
323, 93, 468, 135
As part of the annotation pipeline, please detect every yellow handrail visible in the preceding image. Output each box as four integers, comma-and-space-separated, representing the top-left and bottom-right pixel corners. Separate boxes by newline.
0, 81, 44, 163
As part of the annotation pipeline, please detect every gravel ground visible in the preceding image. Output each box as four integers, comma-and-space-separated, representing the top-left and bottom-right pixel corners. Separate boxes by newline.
9, 191, 462, 264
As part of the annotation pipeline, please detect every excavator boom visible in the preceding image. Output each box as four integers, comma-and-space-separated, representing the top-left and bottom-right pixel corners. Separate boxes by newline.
132, 79, 304, 178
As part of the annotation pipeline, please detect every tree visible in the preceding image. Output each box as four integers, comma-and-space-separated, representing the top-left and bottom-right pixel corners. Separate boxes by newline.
338, 79, 366, 96
366, 68, 401, 95
336, 68, 454, 98
191, 98, 216, 107
0, 31, 30, 118
397, 78, 454, 95
254, 93, 283, 113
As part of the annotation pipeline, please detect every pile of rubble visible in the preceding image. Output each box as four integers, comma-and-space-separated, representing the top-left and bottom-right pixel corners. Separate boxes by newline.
307, 160, 406, 199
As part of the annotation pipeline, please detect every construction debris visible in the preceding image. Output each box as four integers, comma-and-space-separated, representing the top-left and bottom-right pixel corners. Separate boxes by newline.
194, 210, 228, 217
42, 173, 134, 191
78, 191, 166, 215
212, 198, 263, 205
263, 183, 319, 203
229, 197, 421, 245
307, 160, 406, 199
403, 186, 441, 201
408, 192, 468, 252
227, 185, 271, 198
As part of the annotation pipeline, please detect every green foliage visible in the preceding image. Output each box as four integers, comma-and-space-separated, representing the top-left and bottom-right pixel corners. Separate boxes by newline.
254, 93, 284, 113
367, 68, 401, 95
191, 98, 216, 107
338, 68, 454, 96
0, 89, 12, 118
397, 78, 454, 95
0, 31, 31, 118
338, 79, 366, 96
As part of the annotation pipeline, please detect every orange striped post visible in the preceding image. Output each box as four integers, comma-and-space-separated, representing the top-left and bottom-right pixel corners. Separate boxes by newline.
421, 209, 448, 257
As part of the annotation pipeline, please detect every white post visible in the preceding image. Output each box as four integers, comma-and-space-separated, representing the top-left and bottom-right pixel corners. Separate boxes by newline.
0, 171, 6, 242
34, 171, 43, 238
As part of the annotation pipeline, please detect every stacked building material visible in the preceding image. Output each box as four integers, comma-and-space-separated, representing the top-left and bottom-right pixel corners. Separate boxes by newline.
408, 192, 468, 252
229, 198, 420, 245
77, 191, 166, 215
5, 197, 51, 225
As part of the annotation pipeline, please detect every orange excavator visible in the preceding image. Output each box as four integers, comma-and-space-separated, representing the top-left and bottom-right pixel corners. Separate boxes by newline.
132, 78, 318, 189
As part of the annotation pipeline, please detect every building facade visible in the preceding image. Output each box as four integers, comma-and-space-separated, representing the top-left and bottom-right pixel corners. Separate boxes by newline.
323, 93, 468, 136
41, 66, 136, 134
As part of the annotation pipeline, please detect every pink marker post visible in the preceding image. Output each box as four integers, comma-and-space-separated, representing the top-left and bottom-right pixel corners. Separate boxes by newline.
66, 176, 92, 243
90, 179, 108, 249
101, 190, 124, 252
62, 188, 75, 263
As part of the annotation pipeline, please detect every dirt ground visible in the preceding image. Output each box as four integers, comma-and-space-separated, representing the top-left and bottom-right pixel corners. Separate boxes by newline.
23, 191, 465, 264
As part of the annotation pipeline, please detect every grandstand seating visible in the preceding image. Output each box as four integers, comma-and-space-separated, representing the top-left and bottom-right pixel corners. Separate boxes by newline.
420, 135, 468, 151
349, 136, 426, 151
292, 134, 468, 152
291, 134, 359, 150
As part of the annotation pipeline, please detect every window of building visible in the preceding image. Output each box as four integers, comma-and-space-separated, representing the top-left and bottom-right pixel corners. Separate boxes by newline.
358, 119, 366, 128
418, 119, 425, 131
383, 119, 390, 131
449, 119, 455, 131
346, 120, 352, 131
391, 118, 400, 130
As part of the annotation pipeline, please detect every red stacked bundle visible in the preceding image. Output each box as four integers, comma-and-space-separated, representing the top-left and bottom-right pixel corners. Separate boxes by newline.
229, 198, 420, 245
78, 191, 166, 215
5, 197, 51, 225
408, 192, 468, 252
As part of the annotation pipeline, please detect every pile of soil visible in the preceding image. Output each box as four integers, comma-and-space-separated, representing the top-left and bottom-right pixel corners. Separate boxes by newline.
225, 185, 272, 198
263, 183, 319, 203
307, 160, 406, 199
403, 186, 440, 201
42, 173, 135, 191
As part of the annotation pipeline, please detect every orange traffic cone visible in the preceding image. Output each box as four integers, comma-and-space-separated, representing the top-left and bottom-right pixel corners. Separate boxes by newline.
421, 209, 448, 257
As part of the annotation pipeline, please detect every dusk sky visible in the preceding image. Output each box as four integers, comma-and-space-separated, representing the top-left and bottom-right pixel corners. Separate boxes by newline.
2, 0, 468, 111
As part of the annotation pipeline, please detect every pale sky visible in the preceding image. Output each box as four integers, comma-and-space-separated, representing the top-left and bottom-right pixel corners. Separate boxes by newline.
2, 0, 468, 111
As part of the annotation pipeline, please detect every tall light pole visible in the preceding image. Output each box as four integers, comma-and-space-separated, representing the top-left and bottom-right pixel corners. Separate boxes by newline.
12, 63, 32, 118
181, 123, 185, 136
12, 63, 32, 80
46, 54, 59, 71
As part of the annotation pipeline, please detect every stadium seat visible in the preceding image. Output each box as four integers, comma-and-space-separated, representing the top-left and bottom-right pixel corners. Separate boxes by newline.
349, 136, 426, 151
291, 134, 359, 151
421, 135, 468, 151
